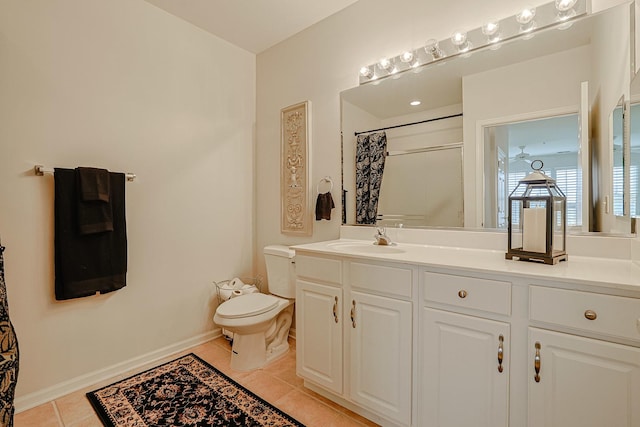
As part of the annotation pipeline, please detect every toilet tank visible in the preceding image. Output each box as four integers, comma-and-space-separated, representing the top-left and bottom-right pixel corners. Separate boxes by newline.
263, 245, 296, 298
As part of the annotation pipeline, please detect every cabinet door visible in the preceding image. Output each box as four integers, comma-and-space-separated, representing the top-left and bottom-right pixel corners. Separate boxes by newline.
349, 290, 412, 426
296, 280, 343, 394
421, 308, 510, 427
529, 327, 640, 427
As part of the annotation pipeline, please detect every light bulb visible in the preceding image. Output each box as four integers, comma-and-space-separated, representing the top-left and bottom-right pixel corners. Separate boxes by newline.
555, 0, 577, 22
451, 31, 467, 46
516, 7, 536, 33
482, 22, 499, 36
425, 38, 445, 59
451, 31, 470, 53
359, 66, 374, 79
410, 100, 421, 106
516, 7, 536, 24
400, 51, 414, 63
379, 58, 392, 70
482, 22, 501, 43
400, 51, 419, 68
555, 0, 577, 11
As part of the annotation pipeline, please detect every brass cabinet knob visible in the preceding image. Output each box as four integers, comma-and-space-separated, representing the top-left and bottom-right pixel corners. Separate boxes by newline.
458, 290, 468, 299
584, 310, 597, 320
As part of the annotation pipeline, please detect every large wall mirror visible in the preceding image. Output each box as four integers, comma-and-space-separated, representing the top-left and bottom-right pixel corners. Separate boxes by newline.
341, 0, 635, 235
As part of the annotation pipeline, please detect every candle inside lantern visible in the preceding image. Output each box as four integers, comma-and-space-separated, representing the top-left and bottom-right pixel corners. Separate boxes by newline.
523, 207, 546, 252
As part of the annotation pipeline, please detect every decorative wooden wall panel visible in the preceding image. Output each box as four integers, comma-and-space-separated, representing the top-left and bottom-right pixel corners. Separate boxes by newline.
281, 101, 312, 235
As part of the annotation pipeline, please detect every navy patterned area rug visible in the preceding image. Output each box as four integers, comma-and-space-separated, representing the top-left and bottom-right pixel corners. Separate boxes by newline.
86, 353, 305, 427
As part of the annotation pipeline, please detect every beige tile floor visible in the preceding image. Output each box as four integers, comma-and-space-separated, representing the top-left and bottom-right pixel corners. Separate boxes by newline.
14, 337, 379, 427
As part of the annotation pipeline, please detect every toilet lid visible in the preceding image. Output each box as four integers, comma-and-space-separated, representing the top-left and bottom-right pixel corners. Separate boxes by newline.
216, 293, 280, 319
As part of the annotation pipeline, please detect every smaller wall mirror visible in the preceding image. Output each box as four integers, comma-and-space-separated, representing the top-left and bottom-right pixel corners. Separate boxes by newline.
612, 97, 626, 216
631, 104, 640, 217
629, 75, 640, 219
615, 66, 640, 233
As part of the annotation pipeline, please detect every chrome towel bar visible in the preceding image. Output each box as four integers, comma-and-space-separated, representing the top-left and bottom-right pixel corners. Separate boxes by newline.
34, 165, 136, 182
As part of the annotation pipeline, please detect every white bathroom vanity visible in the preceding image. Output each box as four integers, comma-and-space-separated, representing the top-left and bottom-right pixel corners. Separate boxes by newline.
293, 227, 640, 427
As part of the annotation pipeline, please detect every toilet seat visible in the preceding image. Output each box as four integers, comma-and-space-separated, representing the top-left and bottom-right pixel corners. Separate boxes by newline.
216, 293, 279, 319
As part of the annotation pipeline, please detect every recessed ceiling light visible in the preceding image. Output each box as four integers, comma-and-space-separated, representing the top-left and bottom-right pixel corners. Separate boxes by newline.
410, 100, 421, 106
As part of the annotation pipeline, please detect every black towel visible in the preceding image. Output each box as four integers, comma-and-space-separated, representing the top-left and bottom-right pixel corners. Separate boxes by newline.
315, 192, 335, 221
77, 167, 110, 202
55, 168, 127, 300
76, 167, 113, 235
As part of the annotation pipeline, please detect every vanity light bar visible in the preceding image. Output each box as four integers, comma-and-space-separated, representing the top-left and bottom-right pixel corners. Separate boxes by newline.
358, 0, 588, 85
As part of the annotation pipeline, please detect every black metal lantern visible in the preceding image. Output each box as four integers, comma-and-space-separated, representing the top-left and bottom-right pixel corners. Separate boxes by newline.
505, 160, 568, 265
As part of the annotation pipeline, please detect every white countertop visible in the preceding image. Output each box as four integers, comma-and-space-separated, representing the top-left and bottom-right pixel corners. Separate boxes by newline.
293, 239, 640, 295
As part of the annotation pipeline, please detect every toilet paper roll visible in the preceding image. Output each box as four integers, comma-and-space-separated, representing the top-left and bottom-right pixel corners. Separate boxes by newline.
230, 277, 245, 290
218, 286, 233, 301
230, 290, 243, 298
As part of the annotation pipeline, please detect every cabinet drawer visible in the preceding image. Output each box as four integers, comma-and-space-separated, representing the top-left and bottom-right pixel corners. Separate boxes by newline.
350, 262, 412, 298
530, 286, 640, 342
295, 255, 342, 285
423, 271, 512, 316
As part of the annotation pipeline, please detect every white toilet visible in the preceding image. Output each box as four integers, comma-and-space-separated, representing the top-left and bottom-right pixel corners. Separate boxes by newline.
213, 245, 296, 371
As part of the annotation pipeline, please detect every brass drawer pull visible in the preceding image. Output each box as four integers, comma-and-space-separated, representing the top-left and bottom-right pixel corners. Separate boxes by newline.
497, 334, 504, 373
534, 342, 541, 383
458, 290, 468, 299
332, 296, 338, 323
350, 300, 356, 328
584, 310, 597, 320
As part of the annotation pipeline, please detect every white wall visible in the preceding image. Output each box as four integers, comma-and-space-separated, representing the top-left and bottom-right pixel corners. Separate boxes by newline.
0, 0, 255, 407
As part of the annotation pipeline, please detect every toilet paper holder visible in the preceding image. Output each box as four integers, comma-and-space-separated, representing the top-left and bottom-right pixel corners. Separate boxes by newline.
214, 276, 262, 303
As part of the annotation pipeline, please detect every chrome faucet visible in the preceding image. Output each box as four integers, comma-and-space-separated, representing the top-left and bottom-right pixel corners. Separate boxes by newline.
374, 227, 392, 246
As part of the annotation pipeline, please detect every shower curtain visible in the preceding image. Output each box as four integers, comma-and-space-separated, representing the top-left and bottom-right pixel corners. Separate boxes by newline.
355, 131, 387, 224
0, 244, 18, 427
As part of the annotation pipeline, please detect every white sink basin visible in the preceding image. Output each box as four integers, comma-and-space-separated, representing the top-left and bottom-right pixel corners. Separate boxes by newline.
327, 241, 405, 254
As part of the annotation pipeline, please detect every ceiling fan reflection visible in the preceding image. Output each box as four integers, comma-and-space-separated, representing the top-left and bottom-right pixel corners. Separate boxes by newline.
511, 145, 532, 164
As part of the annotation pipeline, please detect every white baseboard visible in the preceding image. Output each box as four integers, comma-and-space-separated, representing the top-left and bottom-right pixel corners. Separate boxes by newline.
15, 329, 222, 413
